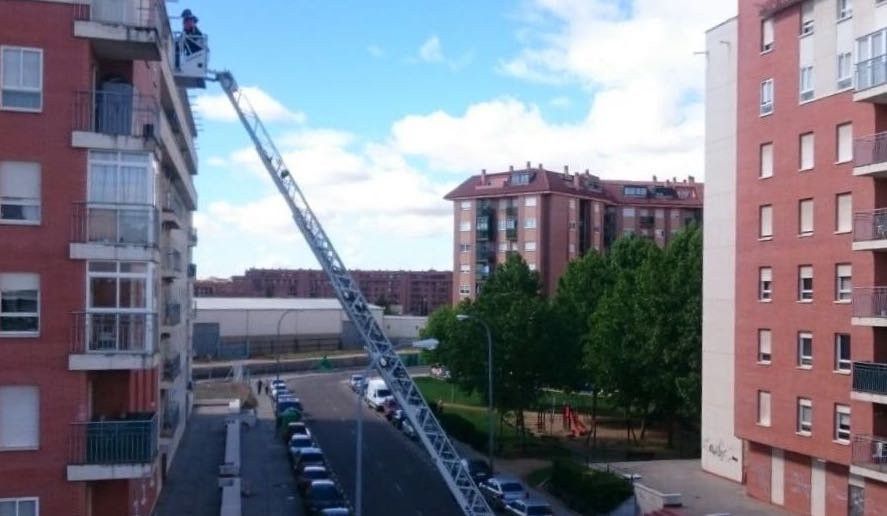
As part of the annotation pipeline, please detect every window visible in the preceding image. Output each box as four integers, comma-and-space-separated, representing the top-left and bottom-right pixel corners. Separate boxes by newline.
498, 242, 507, 252
800, 66, 814, 101
524, 241, 536, 252
0, 274, 38, 335
838, 0, 853, 20
837, 123, 853, 163
800, 133, 815, 170
459, 221, 471, 232
497, 219, 506, 231
800, 1, 814, 35
88, 261, 150, 311
623, 186, 647, 198
799, 266, 814, 301
835, 404, 851, 443
758, 391, 772, 426
798, 398, 813, 434
798, 332, 813, 367
88, 151, 153, 204
524, 217, 537, 229
760, 143, 774, 178
837, 52, 853, 89
0, 46, 42, 111
835, 334, 851, 372
623, 207, 636, 217
460, 200, 471, 211
524, 196, 537, 207
569, 243, 576, 254
857, 28, 887, 90
758, 329, 772, 363
836, 264, 852, 301
836, 193, 852, 233
460, 264, 470, 273
761, 79, 774, 115
762, 18, 774, 52
512, 172, 531, 185
0, 161, 40, 224
459, 244, 471, 253
760, 267, 773, 301
799, 199, 814, 235
0, 498, 38, 516
0, 386, 39, 449
569, 199, 576, 209
760, 205, 773, 238
458, 285, 470, 296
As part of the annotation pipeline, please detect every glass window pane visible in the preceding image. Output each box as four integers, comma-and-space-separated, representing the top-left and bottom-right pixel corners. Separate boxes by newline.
2, 49, 21, 87
88, 261, 117, 272
119, 209, 150, 244
0, 316, 38, 332
0, 500, 16, 516
119, 165, 148, 203
119, 278, 146, 308
0, 289, 37, 313
1, 91, 40, 109
89, 163, 118, 203
21, 50, 40, 88
90, 277, 117, 308
119, 262, 147, 273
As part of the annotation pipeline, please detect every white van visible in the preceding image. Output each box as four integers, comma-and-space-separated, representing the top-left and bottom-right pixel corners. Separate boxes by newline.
364, 377, 394, 411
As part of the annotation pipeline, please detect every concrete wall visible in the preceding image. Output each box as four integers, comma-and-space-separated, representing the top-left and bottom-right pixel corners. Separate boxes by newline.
382, 315, 427, 341
195, 306, 383, 339
701, 16, 743, 483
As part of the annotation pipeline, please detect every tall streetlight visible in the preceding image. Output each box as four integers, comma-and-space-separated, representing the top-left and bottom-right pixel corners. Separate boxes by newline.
456, 314, 494, 473
275, 309, 300, 380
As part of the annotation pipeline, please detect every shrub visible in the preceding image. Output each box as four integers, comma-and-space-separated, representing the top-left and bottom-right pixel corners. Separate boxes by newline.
437, 412, 488, 451
548, 459, 632, 515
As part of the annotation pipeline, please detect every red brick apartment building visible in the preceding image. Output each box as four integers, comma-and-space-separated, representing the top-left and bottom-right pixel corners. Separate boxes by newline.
0, 1, 204, 515
195, 268, 452, 316
444, 164, 703, 302
702, 0, 887, 513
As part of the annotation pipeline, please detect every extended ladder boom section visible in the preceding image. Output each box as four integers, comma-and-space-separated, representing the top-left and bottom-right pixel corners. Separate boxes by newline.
213, 71, 494, 516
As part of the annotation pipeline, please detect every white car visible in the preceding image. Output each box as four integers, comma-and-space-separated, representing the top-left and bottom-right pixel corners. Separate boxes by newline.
505, 498, 554, 515
364, 377, 394, 410
480, 476, 529, 510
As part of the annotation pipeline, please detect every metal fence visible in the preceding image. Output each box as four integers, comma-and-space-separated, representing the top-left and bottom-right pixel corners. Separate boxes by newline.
852, 287, 887, 318
71, 312, 156, 354
69, 413, 158, 465
72, 202, 158, 247
856, 55, 887, 92
854, 131, 887, 169
74, 0, 169, 39
853, 208, 887, 241
73, 90, 159, 139
851, 435, 887, 474
853, 362, 887, 396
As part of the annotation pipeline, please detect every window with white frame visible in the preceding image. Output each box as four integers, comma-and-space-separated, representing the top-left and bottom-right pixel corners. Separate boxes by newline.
524, 217, 537, 229
459, 244, 471, 253
569, 243, 576, 254
762, 18, 774, 52
799, 266, 814, 301
838, 0, 853, 20
857, 29, 887, 89
800, 1, 814, 35
0, 273, 39, 335
835, 404, 851, 443
0, 161, 40, 224
87, 261, 150, 311
760, 143, 774, 178
797, 398, 813, 434
460, 200, 471, 211
760, 267, 773, 301
835, 334, 851, 372
524, 196, 537, 207
837, 52, 853, 89
760, 205, 773, 238
799, 198, 814, 235
498, 219, 506, 231
836, 264, 852, 301
0, 498, 38, 516
800, 133, 815, 170
0, 46, 42, 111
459, 221, 471, 232
88, 151, 153, 204
798, 332, 813, 367
800, 66, 814, 101
758, 329, 772, 363
623, 207, 636, 218
460, 264, 470, 273
0, 385, 39, 450
837, 123, 853, 163
836, 193, 852, 233
761, 79, 774, 115
569, 199, 576, 209
758, 391, 772, 426
524, 241, 536, 252
498, 242, 507, 252
458, 285, 470, 296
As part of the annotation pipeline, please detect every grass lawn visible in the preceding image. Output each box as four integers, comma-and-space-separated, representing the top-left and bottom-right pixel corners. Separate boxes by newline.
526, 464, 553, 487
415, 377, 484, 406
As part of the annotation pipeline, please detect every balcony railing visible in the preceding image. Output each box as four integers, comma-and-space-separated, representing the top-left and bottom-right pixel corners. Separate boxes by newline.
74, 0, 169, 38
188, 227, 198, 246
854, 132, 887, 169
856, 55, 887, 92
476, 244, 496, 258
71, 312, 156, 354
853, 287, 887, 318
853, 361, 887, 396
73, 90, 159, 139
69, 413, 158, 465
164, 302, 182, 326
72, 202, 158, 247
851, 435, 887, 474
187, 263, 197, 278
162, 249, 183, 275
853, 209, 887, 242
163, 352, 181, 382
161, 403, 180, 437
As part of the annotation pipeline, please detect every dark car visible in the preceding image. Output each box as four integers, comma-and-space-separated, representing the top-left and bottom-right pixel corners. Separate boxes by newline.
479, 476, 529, 510
284, 421, 311, 442
319, 508, 351, 515
276, 398, 304, 416
293, 448, 326, 475
381, 399, 400, 421
505, 498, 554, 515
296, 465, 331, 493
288, 435, 315, 463
303, 480, 347, 514
461, 458, 492, 484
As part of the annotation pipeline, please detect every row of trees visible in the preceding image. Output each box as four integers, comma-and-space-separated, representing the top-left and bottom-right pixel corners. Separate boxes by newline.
421, 226, 702, 446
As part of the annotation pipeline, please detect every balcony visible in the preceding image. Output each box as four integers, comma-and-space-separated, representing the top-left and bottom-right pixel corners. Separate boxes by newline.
72, 90, 159, 150
853, 132, 887, 177
851, 435, 887, 483
476, 216, 494, 242
69, 312, 158, 370
73, 0, 169, 62
161, 403, 181, 438
853, 209, 887, 250
71, 202, 158, 261
187, 263, 197, 278
852, 362, 887, 404
855, 54, 887, 103
163, 302, 182, 327
162, 188, 186, 229
67, 413, 158, 481
188, 227, 198, 247
162, 249, 183, 280
853, 287, 887, 326
162, 352, 181, 383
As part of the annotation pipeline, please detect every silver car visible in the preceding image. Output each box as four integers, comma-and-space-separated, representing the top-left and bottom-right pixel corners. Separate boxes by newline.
480, 476, 528, 510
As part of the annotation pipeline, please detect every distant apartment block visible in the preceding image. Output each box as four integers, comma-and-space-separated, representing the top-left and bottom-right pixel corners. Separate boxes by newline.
444, 164, 703, 301
195, 268, 452, 316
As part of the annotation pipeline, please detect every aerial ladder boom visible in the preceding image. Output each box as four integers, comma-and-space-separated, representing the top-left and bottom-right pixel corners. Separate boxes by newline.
212, 70, 494, 516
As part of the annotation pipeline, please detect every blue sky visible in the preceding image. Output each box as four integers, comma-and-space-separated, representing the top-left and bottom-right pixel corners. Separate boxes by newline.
183, 0, 735, 278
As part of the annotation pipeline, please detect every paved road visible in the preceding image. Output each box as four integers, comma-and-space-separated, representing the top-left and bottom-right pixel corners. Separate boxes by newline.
288, 371, 462, 516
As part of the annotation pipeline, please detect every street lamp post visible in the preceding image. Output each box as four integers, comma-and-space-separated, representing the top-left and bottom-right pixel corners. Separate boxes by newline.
456, 314, 494, 473
275, 309, 299, 380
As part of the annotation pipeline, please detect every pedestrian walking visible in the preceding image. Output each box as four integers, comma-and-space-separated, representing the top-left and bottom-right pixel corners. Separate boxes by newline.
256, 379, 263, 394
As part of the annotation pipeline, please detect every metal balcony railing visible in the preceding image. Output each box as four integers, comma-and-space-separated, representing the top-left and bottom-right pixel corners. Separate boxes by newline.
851, 435, 887, 474
162, 249, 183, 274
852, 287, 887, 318
71, 312, 156, 354
164, 302, 182, 326
74, 0, 170, 41
161, 403, 180, 437
505, 206, 518, 217
72, 202, 158, 247
187, 263, 197, 278
853, 209, 887, 241
73, 90, 159, 139
69, 413, 158, 465
856, 55, 887, 92
854, 132, 887, 169
163, 352, 181, 381
853, 362, 887, 396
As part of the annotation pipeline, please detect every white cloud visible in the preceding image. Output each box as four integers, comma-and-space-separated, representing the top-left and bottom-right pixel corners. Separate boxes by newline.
549, 96, 571, 108
367, 44, 385, 58
193, 86, 306, 124
419, 35, 444, 62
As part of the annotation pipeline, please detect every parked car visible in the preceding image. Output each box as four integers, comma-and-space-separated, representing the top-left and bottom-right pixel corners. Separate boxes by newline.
505, 498, 554, 515
364, 377, 394, 410
319, 508, 351, 515
460, 458, 492, 484
296, 465, 331, 493
284, 421, 311, 442
270, 379, 287, 389
401, 419, 418, 440
348, 374, 365, 393
480, 476, 529, 510
303, 480, 347, 514
276, 398, 304, 417
381, 399, 400, 421
430, 364, 451, 380
271, 385, 291, 401
288, 435, 315, 460
293, 447, 327, 475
